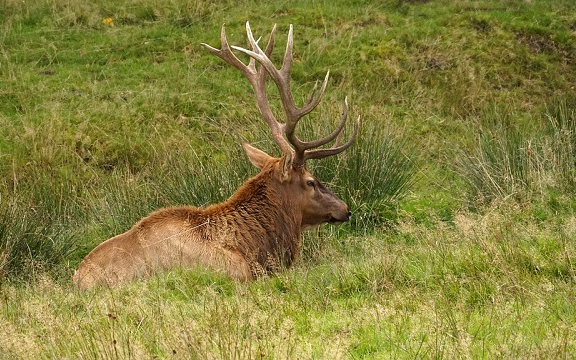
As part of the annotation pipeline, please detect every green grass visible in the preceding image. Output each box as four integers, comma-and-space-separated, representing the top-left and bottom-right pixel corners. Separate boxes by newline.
1, 0, 576, 358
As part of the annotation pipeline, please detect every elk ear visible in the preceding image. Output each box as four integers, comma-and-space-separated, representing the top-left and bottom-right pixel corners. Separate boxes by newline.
280, 151, 293, 182
243, 143, 273, 170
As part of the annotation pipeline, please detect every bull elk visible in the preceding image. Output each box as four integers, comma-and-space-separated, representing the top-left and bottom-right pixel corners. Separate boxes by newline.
73, 22, 359, 290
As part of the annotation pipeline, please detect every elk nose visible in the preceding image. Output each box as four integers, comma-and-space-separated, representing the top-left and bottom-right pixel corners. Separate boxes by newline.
347, 211, 352, 219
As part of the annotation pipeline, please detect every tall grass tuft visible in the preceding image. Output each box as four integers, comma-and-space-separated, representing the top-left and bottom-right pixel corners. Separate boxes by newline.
456, 100, 576, 207
542, 98, 576, 191
455, 126, 532, 206
0, 179, 79, 282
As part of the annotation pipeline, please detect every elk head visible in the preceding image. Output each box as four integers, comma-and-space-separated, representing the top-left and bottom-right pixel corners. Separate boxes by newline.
202, 22, 360, 229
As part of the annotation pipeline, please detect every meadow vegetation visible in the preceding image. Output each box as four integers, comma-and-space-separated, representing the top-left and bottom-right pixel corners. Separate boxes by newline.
1, 0, 576, 358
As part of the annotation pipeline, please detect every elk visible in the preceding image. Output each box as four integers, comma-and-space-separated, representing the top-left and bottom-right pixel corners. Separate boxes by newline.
73, 22, 359, 290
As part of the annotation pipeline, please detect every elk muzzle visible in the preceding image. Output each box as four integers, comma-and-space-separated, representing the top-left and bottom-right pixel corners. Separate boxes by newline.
328, 208, 352, 224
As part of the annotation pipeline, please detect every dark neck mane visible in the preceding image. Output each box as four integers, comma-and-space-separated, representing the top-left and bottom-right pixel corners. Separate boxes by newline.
207, 168, 302, 275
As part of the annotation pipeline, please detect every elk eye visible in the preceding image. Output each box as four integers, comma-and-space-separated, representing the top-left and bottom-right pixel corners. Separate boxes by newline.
306, 180, 315, 188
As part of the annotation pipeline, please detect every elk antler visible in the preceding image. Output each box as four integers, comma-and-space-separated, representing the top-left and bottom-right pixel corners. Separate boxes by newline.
201, 22, 359, 167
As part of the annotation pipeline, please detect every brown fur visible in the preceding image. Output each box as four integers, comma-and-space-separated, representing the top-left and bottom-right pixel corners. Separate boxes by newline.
73, 145, 350, 290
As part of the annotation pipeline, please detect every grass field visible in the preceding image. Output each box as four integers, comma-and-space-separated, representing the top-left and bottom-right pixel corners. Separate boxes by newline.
1, 0, 576, 358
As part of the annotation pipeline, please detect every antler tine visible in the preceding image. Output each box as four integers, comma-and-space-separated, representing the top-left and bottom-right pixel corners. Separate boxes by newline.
303, 113, 361, 162
281, 24, 294, 76
244, 22, 260, 54
301, 71, 330, 114
301, 96, 350, 150
200, 24, 255, 78
264, 24, 277, 58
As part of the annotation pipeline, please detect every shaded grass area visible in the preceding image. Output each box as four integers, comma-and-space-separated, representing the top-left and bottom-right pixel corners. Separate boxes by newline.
1, 0, 576, 358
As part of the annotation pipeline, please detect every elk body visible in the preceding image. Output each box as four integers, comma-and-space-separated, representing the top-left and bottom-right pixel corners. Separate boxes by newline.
73, 23, 359, 290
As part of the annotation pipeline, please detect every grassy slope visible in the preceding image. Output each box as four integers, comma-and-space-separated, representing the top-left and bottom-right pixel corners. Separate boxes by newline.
1, 0, 576, 358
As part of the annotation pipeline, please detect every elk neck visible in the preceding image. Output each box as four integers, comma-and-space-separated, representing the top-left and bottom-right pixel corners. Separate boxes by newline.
205, 164, 303, 272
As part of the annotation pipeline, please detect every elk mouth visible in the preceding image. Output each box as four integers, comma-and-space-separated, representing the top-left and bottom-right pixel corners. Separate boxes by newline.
328, 211, 352, 224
